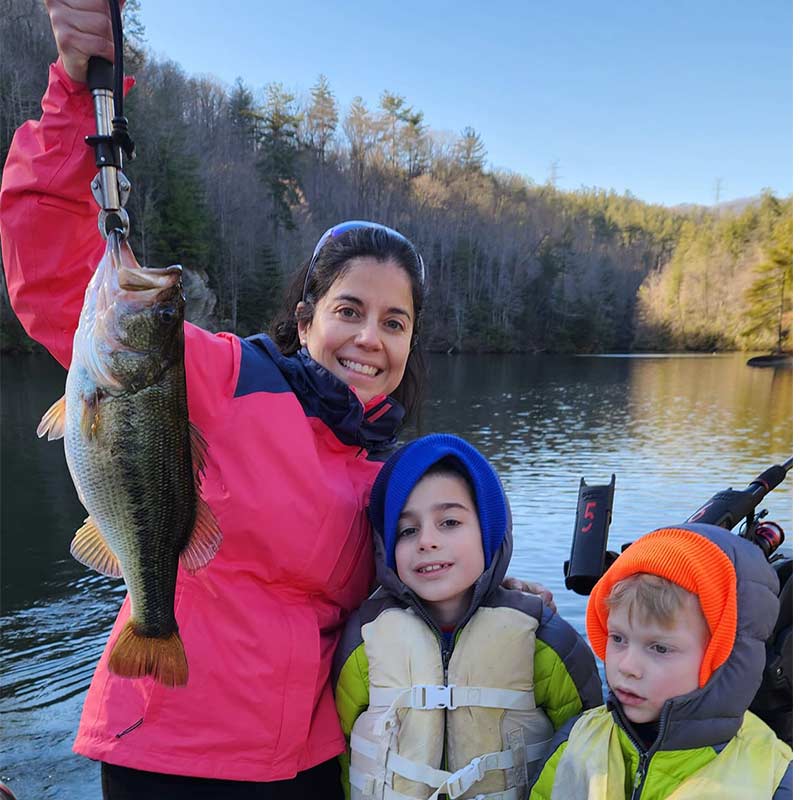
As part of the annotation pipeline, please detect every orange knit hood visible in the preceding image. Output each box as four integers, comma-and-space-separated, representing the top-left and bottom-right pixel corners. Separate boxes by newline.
586, 523, 781, 751
586, 527, 739, 687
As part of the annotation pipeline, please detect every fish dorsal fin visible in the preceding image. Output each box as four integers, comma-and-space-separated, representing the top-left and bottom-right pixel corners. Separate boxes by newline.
180, 496, 222, 573
37, 395, 67, 441
70, 516, 123, 577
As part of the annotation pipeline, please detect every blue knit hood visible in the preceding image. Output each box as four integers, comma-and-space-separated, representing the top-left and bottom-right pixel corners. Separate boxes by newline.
368, 434, 509, 571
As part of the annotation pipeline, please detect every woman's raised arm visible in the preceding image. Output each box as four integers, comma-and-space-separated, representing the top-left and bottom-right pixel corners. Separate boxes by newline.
1, 1, 123, 367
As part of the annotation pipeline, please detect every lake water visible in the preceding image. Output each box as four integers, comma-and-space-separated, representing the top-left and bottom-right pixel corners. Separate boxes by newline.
0, 351, 792, 799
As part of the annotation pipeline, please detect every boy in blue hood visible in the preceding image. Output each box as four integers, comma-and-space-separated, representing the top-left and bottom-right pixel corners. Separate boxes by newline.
333, 434, 602, 800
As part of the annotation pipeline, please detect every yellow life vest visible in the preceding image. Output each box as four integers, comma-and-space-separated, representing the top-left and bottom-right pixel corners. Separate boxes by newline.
551, 706, 792, 799
349, 605, 554, 800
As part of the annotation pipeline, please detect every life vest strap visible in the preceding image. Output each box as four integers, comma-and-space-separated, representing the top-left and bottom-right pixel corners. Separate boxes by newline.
351, 732, 546, 800
369, 684, 535, 712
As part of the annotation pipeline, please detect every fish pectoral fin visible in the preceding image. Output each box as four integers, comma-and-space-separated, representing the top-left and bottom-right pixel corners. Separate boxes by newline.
189, 422, 209, 477
70, 516, 123, 578
36, 395, 67, 441
79, 391, 103, 440
179, 497, 222, 573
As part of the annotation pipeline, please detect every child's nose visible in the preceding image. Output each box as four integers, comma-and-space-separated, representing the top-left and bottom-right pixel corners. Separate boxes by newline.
619, 648, 643, 678
417, 524, 440, 550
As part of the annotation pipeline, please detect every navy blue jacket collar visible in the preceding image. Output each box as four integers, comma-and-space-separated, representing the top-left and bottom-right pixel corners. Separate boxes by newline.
250, 335, 405, 456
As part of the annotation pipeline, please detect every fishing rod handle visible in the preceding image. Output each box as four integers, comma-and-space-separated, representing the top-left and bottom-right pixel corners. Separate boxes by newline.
752, 461, 791, 495
87, 57, 114, 92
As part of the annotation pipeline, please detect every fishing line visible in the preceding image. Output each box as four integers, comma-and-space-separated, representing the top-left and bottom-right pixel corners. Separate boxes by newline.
108, 0, 134, 161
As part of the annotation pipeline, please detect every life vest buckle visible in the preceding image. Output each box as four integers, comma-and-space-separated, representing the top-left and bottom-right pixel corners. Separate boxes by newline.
412, 683, 455, 710
446, 755, 487, 797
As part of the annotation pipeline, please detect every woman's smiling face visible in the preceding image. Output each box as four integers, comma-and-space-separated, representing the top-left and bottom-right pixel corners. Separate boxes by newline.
297, 256, 415, 405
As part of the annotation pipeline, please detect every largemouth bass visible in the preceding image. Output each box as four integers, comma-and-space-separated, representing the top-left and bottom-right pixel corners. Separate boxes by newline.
37, 233, 221, 687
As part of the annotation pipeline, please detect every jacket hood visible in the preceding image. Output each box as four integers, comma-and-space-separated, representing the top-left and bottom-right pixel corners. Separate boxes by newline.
369, 434, 514, 624
590, 523, 780, 751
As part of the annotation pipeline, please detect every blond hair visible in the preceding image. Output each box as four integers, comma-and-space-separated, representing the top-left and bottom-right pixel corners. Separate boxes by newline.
605, 572, 705, 629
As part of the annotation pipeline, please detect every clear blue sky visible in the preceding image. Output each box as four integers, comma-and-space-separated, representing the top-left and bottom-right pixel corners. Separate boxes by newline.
137, 0, 792, 207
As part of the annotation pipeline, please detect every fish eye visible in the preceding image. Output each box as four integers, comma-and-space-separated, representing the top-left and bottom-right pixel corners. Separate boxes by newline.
158, 305, 178, 324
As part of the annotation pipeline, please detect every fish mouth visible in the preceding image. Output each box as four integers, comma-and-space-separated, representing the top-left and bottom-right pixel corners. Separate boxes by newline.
118, 265, 182, 294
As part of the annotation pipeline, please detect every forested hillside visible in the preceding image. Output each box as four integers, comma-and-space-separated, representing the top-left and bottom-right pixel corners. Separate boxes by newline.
1, 1, 791, 354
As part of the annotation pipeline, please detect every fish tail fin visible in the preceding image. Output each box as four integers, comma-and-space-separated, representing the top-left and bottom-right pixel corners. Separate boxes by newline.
109, 621, 189, 687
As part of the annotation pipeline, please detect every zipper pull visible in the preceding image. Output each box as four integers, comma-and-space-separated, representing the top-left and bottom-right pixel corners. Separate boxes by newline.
631, 753, 649, 799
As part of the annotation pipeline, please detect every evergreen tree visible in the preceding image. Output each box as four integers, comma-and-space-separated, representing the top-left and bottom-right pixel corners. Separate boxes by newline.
455, 127, 487, 173
236, 246, 284, 336
229, 78, 261, 152
379, 91, 408, 170
743, 215, 793, 353
343, 96, 378, 205
400, 109, 428, 178
304, 74, 338, 163
257, 82, 301, 234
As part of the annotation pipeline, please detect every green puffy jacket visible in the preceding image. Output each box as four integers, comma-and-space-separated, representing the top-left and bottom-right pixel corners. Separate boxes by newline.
529, 707, 791, 799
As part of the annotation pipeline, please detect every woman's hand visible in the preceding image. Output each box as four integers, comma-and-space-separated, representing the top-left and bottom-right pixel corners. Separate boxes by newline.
45, 0, 119, 83
502, 577, 557, 613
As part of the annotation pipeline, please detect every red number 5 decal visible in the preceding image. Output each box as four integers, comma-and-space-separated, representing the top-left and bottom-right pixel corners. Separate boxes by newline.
581, 501, 597, 533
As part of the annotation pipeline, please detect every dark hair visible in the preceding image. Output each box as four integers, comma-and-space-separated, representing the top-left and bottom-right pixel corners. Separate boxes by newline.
421, 456, 478, 508
270, 226, 427, 424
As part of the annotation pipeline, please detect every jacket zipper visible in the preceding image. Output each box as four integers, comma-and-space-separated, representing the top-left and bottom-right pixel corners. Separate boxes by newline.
630, 750, 650, 800
441, 640, 452, 775
615, 701, 671, 800
613, 710, 647, 800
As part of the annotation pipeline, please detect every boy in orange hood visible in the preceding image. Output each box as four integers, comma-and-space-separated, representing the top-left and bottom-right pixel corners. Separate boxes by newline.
529, 524, 792, 800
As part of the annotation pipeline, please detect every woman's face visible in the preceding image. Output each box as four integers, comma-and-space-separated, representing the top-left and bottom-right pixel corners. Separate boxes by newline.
297, 257, 415, 405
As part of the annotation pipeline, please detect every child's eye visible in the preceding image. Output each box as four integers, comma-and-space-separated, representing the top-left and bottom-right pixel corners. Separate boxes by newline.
609, 633, 624, 645
652, 643, 670, 655
398, 526, 417, 538
441, 518, 461, 528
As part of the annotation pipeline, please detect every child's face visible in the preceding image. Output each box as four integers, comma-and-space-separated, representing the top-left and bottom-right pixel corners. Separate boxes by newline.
394, 473, 486, 627
605, 594, 709, 724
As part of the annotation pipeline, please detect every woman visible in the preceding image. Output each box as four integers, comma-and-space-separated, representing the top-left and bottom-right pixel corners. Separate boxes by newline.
1, 3, 553, 797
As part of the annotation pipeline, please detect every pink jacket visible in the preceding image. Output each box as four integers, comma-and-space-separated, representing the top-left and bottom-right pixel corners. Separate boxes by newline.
0, 61, 404, 781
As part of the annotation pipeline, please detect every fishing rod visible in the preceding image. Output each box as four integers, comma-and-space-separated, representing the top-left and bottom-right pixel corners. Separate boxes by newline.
85, 0, 135, 239
686, 457, 792, 558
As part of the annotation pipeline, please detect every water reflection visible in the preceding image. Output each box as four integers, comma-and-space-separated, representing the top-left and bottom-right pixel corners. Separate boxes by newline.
0, 352, 792, 799
423, 353, 792, 627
